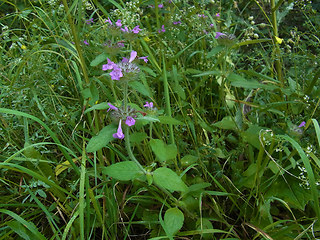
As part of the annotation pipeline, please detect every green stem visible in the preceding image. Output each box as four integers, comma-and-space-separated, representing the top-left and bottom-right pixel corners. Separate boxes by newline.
270, 0, 283, 86
162, 54, 175, 144
61, 0, 90, 85
125, 127, 147, 174
123, 82, 146, 174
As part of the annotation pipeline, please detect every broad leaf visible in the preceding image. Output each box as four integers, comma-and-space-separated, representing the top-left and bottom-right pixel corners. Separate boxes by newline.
90, 52, 108, 66
158, 116, 184, 125
213, 116, 237, 130
86, 125, 116, 152
164, 208, 184, 237
149, 139, 177, 163
153, 167, 188, 192
102, 161, 143, 181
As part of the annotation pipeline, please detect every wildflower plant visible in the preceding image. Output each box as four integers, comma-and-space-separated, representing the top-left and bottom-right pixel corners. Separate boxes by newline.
2, 0, 320, 239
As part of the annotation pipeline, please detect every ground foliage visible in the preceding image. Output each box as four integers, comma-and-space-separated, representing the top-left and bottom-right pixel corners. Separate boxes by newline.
1, 0, 320, 239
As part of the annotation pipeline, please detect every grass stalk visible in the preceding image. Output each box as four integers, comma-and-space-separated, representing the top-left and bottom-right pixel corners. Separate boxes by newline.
162, 54, 175, 144
270, 0, 284, 86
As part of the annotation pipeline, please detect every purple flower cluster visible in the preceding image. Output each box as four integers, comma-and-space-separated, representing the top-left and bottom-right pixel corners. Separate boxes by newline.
107, 102, 153, 139
198, 14, 207, 18
105, 18, 142, 34
102, 51, 148, 81
86, 18, 94, 25
299, 121, 306, 128
158, 25, 165, 33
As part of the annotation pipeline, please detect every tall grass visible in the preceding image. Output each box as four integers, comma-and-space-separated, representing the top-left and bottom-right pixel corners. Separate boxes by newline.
1, 0, 320, 239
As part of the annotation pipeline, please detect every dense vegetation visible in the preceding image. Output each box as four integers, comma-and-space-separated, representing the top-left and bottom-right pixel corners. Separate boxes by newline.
1, 0, 320, 239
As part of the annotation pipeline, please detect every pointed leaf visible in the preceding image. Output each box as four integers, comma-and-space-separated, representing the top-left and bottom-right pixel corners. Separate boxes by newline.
153, 167, 188, 192
164, 208, 184, 237
149, 139, 177, 163
102, 161, 143, 181
86, 125, 116, 152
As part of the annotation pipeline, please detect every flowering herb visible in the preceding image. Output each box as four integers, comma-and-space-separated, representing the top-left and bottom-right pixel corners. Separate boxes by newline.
144, 102, 154, 108
125, 116, 136, 126
173, 21, 181, 25
105, 18, 112, 25
83, 40, 89, 45
115, 19, 122, 27
215, 32, 225, 39
102, 51, 141, 81
107, 103, 118, 112
113, 120, 125, 139
299, 121, 306, 128
86, 18, 94, 24
158, 25, 165, 33
139, 56, 148, 63
132, 25, 142, 34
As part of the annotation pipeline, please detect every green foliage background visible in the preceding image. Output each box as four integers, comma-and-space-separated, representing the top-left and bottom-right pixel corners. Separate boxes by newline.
1, 0, 320, 239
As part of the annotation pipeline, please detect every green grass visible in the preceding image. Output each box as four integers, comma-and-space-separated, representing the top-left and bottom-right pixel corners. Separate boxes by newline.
1, 0, 320, 239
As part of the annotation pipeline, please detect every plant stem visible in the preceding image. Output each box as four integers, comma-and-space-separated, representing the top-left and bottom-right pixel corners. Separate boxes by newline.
162, 54, 175, 144
123, 82, 146, 174
125, 127, 147, 174
61, 0, 90, 85
270, 0, 283, 86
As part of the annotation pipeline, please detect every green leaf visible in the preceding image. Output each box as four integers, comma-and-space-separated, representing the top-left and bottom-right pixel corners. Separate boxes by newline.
8, 221, 34, 240
90, 52, 108, 67
130, 132, 148, 144
196, 218, 214, 240
102, 161, 143, 181
242, 124, 264, 149
206, 46, 224, 58
129, 81, 152, 98
140, 66, 157, 77
149, 139, 177, 163
84, 102, 109, 114
193, 70, 220, 77
213, 116, 237, 130
86, 125, 116, 152
153, 167, 188, 192
233, 38, 271, 47
158, 116, 184, 125
164, 208, 184, 237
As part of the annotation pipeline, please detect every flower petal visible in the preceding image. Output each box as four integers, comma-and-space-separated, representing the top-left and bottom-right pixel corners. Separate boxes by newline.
129, 51, 137, 63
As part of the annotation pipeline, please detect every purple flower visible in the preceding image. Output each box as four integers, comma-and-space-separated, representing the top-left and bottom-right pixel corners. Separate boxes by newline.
158, 25, 165, 33
86, 18, 94, 24
215, 13, 220, 17
107, 103, 118, 112
139, 56, 148, 63
298, 121, 306, 128
215, 32, 225, 39
102, 58, 116, 71
132, 25, 142, 34
116, 19, 122, 27
113, 120, 125, 139
129, 51, 137, 63
210, 24, 214, 27
117, 42, 125, 48
121, 26, 129, 32
83, 40, 89, 45
105, 17, 112, 25
125, 116, 136, 126
110, 66, 123, 80
198, 14, 206, 18
173, 21, 181, 25
122, 57, 129, 63
144, 102, 154, 108
158, 4, 164, 8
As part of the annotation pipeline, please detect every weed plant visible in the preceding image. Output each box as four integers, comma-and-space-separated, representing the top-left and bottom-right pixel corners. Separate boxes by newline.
1, 0, 320, 239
